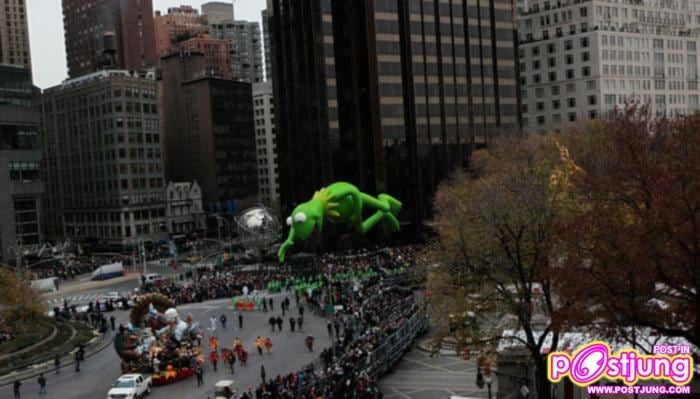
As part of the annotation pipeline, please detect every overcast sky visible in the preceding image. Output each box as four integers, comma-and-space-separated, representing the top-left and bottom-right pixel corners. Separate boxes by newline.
27, 0, 266, 89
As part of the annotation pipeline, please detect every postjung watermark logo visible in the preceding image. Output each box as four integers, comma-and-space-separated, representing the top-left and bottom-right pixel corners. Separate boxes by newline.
547, 341, 693, 387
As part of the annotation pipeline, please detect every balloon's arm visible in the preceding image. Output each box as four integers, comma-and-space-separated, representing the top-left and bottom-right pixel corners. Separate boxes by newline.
278, 227, 296, 263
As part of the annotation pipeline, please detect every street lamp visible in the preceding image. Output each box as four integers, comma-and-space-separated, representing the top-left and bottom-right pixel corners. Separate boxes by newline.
130, 237, 147, 275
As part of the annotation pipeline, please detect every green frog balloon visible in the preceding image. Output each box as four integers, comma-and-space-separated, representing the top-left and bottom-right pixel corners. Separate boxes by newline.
278, 182, 402, 262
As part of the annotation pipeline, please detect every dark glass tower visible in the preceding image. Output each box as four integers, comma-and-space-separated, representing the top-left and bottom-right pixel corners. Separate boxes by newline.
268, 0, 520, 233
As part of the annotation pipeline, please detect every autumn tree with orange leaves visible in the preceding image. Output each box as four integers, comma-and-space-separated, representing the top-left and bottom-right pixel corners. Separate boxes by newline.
553, 110, 700, 348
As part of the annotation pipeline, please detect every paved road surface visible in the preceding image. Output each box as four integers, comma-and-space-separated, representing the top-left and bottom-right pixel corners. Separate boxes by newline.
379, 347, 493, 399
2, 293, 330, 399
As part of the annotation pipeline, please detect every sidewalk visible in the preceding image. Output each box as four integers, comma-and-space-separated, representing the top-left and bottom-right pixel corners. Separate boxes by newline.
0, 329, 113, 387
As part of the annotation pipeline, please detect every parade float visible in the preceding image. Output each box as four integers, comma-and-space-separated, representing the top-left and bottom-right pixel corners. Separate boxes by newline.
114, 294, 203, 386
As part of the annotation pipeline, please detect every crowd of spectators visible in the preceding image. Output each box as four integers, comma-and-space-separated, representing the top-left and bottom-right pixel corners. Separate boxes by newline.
146, 270, 300, 305
253, 246, 421, 399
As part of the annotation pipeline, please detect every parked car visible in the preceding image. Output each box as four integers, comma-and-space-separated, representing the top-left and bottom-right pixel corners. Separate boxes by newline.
143, 273, 163, 286
107, 374, 151, 399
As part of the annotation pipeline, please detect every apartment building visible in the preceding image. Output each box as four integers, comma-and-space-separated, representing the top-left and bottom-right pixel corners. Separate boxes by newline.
519, 0, 700, 131
40, 70, 166, 244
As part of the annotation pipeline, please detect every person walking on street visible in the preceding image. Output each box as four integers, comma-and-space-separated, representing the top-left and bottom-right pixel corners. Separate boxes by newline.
109, 315, 116, 331
255, 336, 264, 355
290, 317, 296, 332
269, 297, 274, 311
209, 350, 219, 372
281, 303, 286, 317
297, 316, 304, 330
74, 350, 81, 372
220, 314, 227, 330
227, 351, 236, 374
276, 316, 283, 331
262, 299, 268, 312
38, 373, 46, 395
327, 320, 333, 337
238, 313, 243, 329
305, 335, 314, 352
54, 354, 61, 374
196, 366, 204, 387
269, 316, 276, 332
299, 305, 304, 317
264, 337, 273, 354
260, 365, 266, 384
210, 316, 217, 333
13, 379, 21, 399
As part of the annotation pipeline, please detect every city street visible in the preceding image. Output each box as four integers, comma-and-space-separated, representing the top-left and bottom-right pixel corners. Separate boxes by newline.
380, 348, 492, 399
1, 293, 331, 399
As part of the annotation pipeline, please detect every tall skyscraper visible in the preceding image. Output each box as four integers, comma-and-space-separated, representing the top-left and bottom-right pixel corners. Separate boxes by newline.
519, 0, 700, 132
0, 66, 43, 262
253, 81, 279, 211
62, 0, 158, 78
40, 70, 167, 244
262, 9, 272, 81
0, 0, 31, 69
159, 52, 258, 208
268, 0, 520, 231
202, 1, 234, 24
154, 6, 210, 58
206, 18, 264, 83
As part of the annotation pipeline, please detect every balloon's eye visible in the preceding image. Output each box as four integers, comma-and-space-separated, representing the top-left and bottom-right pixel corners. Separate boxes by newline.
286, 217, 292, 226
294, 212, 307, 223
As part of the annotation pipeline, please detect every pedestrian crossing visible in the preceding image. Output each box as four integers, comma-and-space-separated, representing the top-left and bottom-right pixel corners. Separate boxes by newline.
46, 293, 101, 306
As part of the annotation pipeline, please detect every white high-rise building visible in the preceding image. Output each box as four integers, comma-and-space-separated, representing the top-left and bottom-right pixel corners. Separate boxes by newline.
519, 0, 700, 132
252, 82, 279, 211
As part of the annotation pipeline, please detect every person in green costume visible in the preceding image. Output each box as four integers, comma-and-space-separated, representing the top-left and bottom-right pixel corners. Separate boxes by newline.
278, 182, 401, 263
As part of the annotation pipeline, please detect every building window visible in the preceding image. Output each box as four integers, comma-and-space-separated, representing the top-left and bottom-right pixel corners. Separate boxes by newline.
566, 54, 574, 65
548, 57, 556, 67
564, 40, 573, 50
586, 80, 596, 90
566, 83, 575, 93
532, 46, 540, 56
566, 69, 575, 79
547, 43, 556, 53
582, 66, 591, 76
582, 52, 590, 62
568, 112, 577, 122
552, 100, 561, 109
537, 115, 546, 125
581, 38, 589, 48
580, 7, 588, 17
567, 97, 576, 107
588, 95, 597, 105
551, 85, 560, 95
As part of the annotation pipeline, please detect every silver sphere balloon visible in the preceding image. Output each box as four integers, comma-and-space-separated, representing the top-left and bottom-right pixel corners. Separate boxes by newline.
234, 206, 282, 249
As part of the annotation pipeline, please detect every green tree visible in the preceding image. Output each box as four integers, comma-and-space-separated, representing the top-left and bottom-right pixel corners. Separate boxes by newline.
427, 133, 576, 399
0, 268, 46, 323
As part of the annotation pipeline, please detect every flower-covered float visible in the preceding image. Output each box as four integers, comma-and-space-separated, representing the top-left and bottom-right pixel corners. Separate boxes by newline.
114, 294, 203, 386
